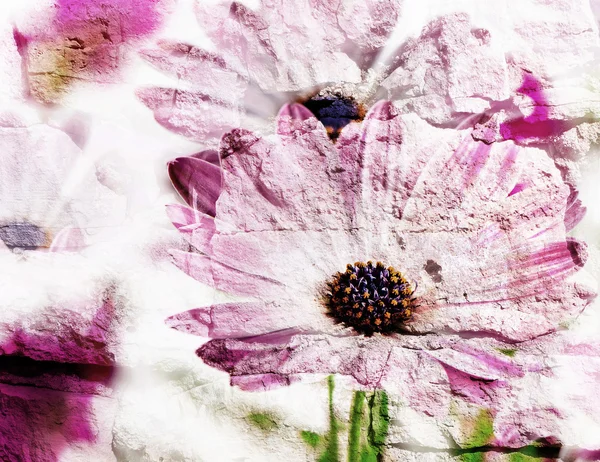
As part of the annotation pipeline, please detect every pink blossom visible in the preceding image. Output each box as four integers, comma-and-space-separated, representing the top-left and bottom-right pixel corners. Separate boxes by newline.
165, 101, 595, 446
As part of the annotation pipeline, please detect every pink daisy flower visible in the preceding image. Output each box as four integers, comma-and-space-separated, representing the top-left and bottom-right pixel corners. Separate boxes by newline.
165, 100, 595, 446
138, 0, 598, 156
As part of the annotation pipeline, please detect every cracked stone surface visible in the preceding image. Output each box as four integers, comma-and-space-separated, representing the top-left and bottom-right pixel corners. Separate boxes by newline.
2, 0, 600, 461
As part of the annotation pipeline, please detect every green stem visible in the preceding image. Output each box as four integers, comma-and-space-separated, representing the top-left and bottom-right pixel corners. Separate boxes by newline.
348, 391, 367, 462
318, 375, 340, 462
347, 390, 390, 462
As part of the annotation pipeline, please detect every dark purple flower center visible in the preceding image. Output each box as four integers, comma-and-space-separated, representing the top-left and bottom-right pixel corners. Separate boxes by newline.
325, 261, 416, 335
301, 91, 365, 141
0, 222, 47, 251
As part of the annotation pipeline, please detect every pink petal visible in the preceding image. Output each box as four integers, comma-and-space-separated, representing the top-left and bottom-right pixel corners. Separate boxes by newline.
165, 204, 206, 229
217, 127, 350, 231
169, 249, 285, 298
231, 373, 301, 391
140, 41, 245, 104
337, 102, 456, 228
400, 135, 571, 238
190, 149, 220, 166
165, 301, 318, 338
564, 189, 586, 232
207, 229, 360, 290
195, 1, 359, 92
411, 284, 593, 342
168, 156, 222, 216
49, 227, 87, 252
197, 333, 399, 389
276, 103, 317, 135
440, 363, 509, 407
427, 347, 523, 381
137, 87, 241, 143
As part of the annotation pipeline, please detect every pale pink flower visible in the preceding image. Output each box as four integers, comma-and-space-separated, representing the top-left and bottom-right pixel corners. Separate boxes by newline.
138, 0, 599, 155
0, 110, 125, 252
164, 101, 594, 444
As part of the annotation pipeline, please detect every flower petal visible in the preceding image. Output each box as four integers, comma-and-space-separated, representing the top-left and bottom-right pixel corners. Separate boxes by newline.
137, 87, 241, 143
169, 249, 285, 298
49, 227, 87, 252
165, 301, 323, 339
196, 0, 360, 92
168, 156, 222, 216
276, 103, 317, 136
217, 127, 350, 231
401, 137, 567, 234
197, 333, 398, 388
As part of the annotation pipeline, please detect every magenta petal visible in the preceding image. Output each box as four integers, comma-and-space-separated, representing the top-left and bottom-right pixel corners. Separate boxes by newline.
165, 204, 205, 229
190, 149, 220, 167
441, 364, 507, 407
168, 156, 222, 216
505, 239, 588, 294
166, 205, 216, 253
276, 103, 315, 135
197, 334, 400, 389
365, 100, 396, 121
428, 347, 522, 381
564, 189, 586, 232
49, 227, 86, 252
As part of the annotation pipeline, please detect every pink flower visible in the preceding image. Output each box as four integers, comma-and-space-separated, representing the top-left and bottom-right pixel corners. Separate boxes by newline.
139, 0, 403, 144
165, 101, 594, 444
138, 0, 599, 156
0, 108, 125, 252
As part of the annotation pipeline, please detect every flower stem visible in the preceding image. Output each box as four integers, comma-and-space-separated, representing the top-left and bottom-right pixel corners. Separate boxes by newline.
347, 390, 389, 462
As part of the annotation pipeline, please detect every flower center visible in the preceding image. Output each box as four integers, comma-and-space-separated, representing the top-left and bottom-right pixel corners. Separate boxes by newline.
0, 222, 47, 251
325, 261, 416, 335
301, 89, 366, 141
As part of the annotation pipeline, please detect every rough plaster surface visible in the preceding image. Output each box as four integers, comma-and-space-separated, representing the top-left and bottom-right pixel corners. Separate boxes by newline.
1, 0, 600, 461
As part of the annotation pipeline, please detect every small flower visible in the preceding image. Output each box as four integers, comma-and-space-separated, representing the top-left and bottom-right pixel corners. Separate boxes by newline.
165, 101, 594, 442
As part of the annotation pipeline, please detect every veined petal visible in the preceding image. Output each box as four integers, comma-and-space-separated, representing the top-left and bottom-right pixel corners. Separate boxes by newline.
165, 300, 325, 339
169, 250, 285, 298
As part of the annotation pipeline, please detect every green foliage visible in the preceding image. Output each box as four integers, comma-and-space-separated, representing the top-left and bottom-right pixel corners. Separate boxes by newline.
318, 375, 341, 462
460, 453, 485, 462
300, 376, 390, 462
509, 453, 537, 462
497, 348, 517, 357
301, 431, 322, 448
347, 390, 389, 462
247, 412, 278, 431
464, 409, 495, 448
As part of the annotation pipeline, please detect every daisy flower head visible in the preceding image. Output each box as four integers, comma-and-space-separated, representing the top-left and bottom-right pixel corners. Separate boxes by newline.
165, 99, 594, 440
0, 108, 125, 253
138, 0, 531, 146
153, 0, 600, 451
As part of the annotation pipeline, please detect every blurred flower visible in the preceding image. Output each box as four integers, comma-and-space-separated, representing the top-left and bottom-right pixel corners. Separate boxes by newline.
0, 108, 125, 252
12, 0, 175, 104
0, 110, 125, 459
